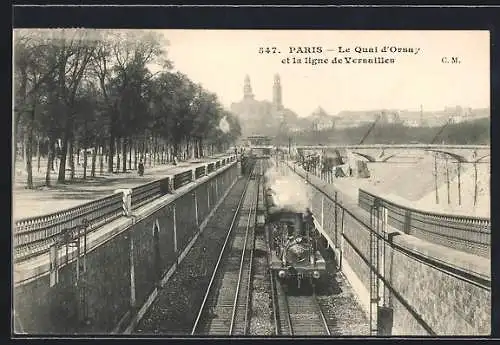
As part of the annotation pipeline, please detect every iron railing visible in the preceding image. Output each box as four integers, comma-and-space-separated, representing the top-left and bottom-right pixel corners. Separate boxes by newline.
13, 156, 236, 262
358, 189, 490, 258
14, 193, 123, 262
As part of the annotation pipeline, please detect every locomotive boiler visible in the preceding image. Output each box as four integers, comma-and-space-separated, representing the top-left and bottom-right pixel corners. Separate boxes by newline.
263, 173, 326, 288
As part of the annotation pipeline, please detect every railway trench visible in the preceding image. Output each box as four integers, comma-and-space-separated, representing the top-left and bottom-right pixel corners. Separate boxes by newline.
135, 158, 370, 336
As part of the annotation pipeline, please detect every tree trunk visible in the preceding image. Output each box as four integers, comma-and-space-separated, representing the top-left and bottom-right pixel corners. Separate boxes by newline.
25, 108, 35, 189
22, 132, 28, 171
50, 143, 55, 172
141, 137, 145, 162
148, 138, 152, 167
83, 146, 88, 179
155, 136, 160, 165
122, 137, 127, 173
99, 144, 104, 175
46, 136, 56, 187
36, 136, 41, 173
128, 137, 132, 170
173, 142, 179, 161
116, 137, 121, 173
134, 140, 138, 170
91, 141, 98, 178
57, 127, 70, 183
14, 113, 22, 169
153, 136, 157, 165
69, 139, 75, 180
76, 140, 80, 167
108, 132, 115, 173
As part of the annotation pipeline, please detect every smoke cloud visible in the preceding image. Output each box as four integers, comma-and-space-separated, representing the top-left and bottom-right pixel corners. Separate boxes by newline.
218, 116, 231, 133
264, 161, 311, 213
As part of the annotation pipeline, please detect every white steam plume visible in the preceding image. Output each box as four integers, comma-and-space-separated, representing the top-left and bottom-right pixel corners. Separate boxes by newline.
264, 162, 311, 213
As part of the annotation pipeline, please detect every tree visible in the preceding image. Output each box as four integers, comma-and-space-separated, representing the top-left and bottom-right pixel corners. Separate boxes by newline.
14, 29, 241, 190
14, 30, 65, 188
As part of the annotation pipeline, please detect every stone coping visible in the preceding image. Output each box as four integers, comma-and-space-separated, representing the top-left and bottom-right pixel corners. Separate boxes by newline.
13, 161, 238, 286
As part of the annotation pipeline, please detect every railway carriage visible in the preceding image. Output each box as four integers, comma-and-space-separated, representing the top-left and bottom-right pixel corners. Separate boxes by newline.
263, 180, 326, 288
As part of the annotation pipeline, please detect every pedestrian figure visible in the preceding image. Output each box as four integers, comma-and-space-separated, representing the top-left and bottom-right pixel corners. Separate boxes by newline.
138, 159, 144, 176
173, 155, 178, 166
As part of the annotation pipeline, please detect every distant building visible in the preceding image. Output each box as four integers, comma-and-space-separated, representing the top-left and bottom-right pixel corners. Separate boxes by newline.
230, 74, 299, 137
331, 106, 489, 129
309, 107, 338, 131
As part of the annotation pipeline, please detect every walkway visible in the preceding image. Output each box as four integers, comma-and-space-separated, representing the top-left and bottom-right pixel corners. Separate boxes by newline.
13, 155, 230, 220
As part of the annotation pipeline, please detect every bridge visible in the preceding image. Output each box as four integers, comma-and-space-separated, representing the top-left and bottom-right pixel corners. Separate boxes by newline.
12, 153, 490, 336
294, 144, 491, 163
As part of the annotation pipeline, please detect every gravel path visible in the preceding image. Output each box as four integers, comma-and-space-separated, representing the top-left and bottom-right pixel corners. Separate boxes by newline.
249, 234, 274, 336
315, 247, 370, 336
134, 177, 247, 335
14, 155, 231, 219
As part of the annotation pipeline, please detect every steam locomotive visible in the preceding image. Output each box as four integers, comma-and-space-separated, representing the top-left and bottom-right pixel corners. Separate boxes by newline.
263, 176, 326, 288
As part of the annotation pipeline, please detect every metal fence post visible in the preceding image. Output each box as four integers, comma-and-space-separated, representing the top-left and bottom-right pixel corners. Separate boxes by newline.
339, 208, 345, 270
379, 206, 387, 307
334, 191, 338, 247
215, 175, 219, 200
129, 232, 136, 310
173, 204, 178, 265
207, 180, 211, 210
321, 195, 324, 229
49, 244, 58, 287
404, 209, 412, 235
194, 190, 199, 230
114, 189, 132, 216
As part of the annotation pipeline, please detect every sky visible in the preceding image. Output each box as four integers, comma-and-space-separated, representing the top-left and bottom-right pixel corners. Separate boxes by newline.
154, 30, 490, 117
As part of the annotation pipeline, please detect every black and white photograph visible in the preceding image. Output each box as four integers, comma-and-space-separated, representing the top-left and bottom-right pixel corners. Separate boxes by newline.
12, 28, 490, 337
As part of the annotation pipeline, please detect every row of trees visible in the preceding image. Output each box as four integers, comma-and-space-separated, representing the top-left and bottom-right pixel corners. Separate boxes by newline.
14, 29, 241, 189
287, 118, 490, 146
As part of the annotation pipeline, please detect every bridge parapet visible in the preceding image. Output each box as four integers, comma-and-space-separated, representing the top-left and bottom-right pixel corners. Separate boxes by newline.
13, 156, 237, 263
295, 145, 490, 163
358, 189, 490, 258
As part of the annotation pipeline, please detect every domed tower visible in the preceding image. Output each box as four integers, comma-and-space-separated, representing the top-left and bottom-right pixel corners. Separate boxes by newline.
273, 74, 283, 109
243, 75, 254, 100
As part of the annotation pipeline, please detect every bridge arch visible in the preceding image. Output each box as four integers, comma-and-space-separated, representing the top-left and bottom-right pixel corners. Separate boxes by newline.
352, 151, 376, 162
381, 154, 396, 162
425, 149, 467, 163
475, 153, 490, 163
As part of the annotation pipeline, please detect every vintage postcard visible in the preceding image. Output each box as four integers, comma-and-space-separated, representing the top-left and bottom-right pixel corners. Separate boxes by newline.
13, 29, 490, 337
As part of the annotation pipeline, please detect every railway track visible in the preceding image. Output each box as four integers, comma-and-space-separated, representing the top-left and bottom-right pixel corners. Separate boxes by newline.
272, 276, 331, 336
191, 172, 258, 336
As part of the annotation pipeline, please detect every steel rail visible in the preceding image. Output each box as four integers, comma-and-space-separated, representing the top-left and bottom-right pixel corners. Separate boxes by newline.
242, 176, 260, 335
190, 172, 252, 335
229, 183, 257, 335
312, 285, 331, 335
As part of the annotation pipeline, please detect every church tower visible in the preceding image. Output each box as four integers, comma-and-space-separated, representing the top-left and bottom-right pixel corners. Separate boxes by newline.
243, 75, 254, 100
273, 74, 283, 109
